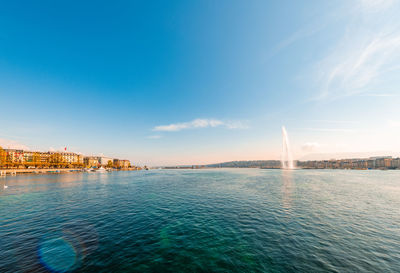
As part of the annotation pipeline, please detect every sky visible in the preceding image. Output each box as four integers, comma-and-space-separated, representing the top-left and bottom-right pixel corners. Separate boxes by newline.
1, 0, 400, 166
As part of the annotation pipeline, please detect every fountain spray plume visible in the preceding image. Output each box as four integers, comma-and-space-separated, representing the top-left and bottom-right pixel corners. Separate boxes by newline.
281, 126, 294, 169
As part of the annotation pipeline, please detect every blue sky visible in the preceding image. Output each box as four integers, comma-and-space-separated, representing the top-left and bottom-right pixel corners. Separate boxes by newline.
1, 0, 400, 165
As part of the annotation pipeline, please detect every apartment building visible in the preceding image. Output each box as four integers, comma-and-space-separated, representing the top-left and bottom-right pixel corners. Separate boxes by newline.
113, 159, 131, 169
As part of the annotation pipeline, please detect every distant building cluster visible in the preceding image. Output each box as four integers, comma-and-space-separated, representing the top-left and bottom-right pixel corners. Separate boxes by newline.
297, 156, 400, 170
195, 158, 400, 170
0, 148, 132, 169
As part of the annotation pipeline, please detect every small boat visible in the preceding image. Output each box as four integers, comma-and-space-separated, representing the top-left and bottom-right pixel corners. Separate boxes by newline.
3, 185, 8, 189
96, 167, 107, 173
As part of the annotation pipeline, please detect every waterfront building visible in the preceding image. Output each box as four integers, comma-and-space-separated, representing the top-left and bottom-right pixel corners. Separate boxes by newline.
4, 149, 24, 163
353, 160, 367, 169
376, 158, 384, 168
367, 159, 375, 169
113, 159, 131, 169
340, 160, 352, 169
121, 160, 130, 168
59, 152, 83, 165
22, 151, 50, 166
77, 154, 84, 164
46, 152, 83, 167
61, 152, 75, 164
374, 157, 392, 168
392, 158, 400, 169
84, 156, 100, 167
113, 159, 120, 168
332, 160, 340, 169
98, 156, 113, 167
1, 148, 121, 169
23, 151, 34, 163
39, 152, 50, 164
276, 156, 400, 170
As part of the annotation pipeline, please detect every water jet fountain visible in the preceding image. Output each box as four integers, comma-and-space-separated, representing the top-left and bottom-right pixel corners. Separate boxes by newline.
281, 126, 294, 169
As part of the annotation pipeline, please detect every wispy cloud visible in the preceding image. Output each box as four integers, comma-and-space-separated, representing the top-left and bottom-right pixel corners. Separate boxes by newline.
315, 32, 400, 100
360, 93, 399, 97
358, 0, 395, 12
302, 142, 321, 152
147, 135, 163, 139
305, 119, 359, 124
153, 119, 248, 132
266, 22, 326, 60
224, 120, 249, 130
304, 128, 356, 133
0, 138, 30, 150
311, 1, 400, 100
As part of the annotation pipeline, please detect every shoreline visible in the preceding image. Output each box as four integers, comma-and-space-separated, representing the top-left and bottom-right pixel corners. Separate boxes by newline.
0, 168, 140, 176
161, 166, 396, 171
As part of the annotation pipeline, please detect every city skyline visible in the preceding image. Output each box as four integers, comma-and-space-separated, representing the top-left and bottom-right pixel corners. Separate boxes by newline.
1, 0, 400, 165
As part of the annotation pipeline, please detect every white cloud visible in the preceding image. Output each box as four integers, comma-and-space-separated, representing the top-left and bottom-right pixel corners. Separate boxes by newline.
302, 142, 321, 152
0, 138, 30, 150
224, 120, 249, 129
153, 119, 248, 132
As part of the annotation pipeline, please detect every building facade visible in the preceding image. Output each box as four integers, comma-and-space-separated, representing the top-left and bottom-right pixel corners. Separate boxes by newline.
84, 156, 100, 167
113, 159, 130, 169
99, 157, 113, 166
4, 149, 24, 163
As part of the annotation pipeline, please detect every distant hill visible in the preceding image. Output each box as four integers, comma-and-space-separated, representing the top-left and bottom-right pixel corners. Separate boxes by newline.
206, 160, 281, 168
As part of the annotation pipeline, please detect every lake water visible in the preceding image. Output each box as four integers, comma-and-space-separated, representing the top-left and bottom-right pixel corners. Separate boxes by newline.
1, 169, 399, 272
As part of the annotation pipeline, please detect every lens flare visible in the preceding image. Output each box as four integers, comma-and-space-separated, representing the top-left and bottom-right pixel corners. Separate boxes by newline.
37, 223, 98, 272
38, 237, 77, 272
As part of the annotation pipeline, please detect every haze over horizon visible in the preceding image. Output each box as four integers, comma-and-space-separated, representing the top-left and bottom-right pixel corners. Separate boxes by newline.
1, 0, 400, 165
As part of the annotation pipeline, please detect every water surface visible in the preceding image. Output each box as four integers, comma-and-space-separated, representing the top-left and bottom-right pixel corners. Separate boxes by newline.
1, 169, 399, 272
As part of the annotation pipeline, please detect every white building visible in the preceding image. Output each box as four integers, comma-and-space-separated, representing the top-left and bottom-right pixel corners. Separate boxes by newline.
98, 156, 113, 166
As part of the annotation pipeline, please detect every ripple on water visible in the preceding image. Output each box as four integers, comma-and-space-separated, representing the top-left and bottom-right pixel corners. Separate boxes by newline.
0, 170, 400, 272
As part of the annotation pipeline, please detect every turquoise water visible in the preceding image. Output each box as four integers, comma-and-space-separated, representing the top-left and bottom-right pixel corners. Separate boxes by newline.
0, 169, 399, 272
